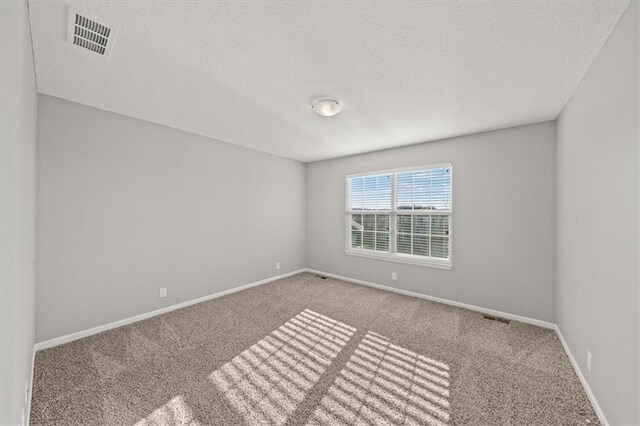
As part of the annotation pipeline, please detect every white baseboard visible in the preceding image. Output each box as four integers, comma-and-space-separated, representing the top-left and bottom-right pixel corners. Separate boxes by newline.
25, 345, 35, 426
554, 326, 609, 426
34, 269, 306, 351
305, 268, 556, 329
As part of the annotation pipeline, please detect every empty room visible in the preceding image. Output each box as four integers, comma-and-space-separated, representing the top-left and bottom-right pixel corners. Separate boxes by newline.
1, 0, 639, 425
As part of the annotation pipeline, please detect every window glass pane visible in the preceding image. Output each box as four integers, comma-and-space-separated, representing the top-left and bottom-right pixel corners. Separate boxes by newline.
363, 214, 375, 231
376, 232, 389, 252
350, 177, 364, 211
431, 167, 452, 210
363, 231, 376, 250
431, 237, 449, 258
363, 176, 377, 211
412, 169, 431, 209
397, 234, 412, 254
397, 172, 413, 210
350, 214, 363, 249
397, 214, 412, 234
413, 215, 429, 235
351, 214, 363, 228
351, 230, 362, 249
431, 215, 449, 236
413, 235, 429, 257
376, 175, 392, 210
396, 167, 451, 211
376, 214, 389, 232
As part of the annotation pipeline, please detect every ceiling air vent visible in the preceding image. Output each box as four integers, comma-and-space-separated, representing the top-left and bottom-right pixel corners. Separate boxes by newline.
67, 7, 115, 56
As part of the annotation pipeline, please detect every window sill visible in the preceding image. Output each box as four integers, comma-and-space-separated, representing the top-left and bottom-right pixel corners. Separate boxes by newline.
344, 249, 452, 270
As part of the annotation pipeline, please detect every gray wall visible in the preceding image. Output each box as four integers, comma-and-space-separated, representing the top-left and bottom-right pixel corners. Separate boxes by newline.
556, 2, 639, 424
307, 121, 556, 322
36, 95, 306, 342
0, 1, 38, 424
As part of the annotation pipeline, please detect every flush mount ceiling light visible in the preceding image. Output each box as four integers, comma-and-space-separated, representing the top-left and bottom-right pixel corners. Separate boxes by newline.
312, 98, 342, 117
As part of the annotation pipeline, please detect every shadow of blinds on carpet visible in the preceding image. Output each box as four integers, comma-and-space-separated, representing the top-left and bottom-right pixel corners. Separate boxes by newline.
209, 309, 356, 425
307, 331, 450, 426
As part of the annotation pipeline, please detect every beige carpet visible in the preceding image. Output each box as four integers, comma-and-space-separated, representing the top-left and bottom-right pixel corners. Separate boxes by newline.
30, 272, 598, 425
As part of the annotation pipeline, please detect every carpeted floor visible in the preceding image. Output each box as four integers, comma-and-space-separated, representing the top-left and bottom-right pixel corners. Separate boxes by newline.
30, 272, 598, 425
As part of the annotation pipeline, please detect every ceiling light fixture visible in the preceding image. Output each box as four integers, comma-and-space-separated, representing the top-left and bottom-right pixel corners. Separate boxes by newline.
312, 98, 342, 117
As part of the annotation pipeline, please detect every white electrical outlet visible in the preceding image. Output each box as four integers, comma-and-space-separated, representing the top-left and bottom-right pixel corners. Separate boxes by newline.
587, 351, 592, 373
159, 287, 167, 298
392, 272, 397, 280
276, 262, 280, 270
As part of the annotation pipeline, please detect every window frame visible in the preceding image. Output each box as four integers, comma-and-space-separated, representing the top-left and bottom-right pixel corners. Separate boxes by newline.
345, 163, 453, 270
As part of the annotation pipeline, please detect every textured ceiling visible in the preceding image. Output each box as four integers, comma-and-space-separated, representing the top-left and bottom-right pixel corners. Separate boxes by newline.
29, 0, 630, 162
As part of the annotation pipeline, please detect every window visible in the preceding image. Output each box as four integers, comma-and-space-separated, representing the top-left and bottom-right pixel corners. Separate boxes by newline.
346, 164, 452, 269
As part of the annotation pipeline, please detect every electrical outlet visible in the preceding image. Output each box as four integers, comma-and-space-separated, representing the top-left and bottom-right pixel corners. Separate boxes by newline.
391, 272, 397, 280
587, 351, 592, 373
276, 262, 280, 270
24, 379, 29, 404
159, 287, 167, 298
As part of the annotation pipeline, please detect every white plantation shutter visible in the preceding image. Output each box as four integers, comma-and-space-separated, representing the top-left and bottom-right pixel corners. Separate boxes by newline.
346, 164, 452, 269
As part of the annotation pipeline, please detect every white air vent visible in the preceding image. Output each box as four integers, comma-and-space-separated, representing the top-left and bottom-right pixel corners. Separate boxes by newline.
67, 7, 115, 56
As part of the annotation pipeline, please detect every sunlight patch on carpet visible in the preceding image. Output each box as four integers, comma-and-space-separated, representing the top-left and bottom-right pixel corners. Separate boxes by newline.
134, 395, 196, 426
306, 331, 451, 426
209, 309, 356, 425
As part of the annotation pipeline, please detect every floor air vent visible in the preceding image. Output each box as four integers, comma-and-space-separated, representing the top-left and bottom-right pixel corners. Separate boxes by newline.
483, 314, 511, 324
67, 7, 115, 56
